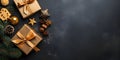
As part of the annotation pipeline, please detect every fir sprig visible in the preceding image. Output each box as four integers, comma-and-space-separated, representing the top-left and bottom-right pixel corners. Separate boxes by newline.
0, 20, 22, 60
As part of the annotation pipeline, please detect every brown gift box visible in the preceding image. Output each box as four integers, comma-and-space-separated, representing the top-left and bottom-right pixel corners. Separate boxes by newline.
14, 0, 41, 18
11, 24, 42, 55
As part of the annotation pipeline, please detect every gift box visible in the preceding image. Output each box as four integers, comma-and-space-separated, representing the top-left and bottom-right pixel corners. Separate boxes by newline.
14, 0, 41, 18
11, 24, 42, 55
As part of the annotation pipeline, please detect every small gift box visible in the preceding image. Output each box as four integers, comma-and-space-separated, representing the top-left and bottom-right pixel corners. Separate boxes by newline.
11, 24, 42, 55
14, 0, 41, 18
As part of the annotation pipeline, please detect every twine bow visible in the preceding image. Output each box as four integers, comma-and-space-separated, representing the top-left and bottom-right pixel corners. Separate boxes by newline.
12, 30, 40, 52
17, 0, 35, 15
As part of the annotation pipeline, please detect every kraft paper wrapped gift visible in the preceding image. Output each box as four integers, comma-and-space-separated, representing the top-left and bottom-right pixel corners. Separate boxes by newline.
14, 0, 41, 18
11, 24, 42, 55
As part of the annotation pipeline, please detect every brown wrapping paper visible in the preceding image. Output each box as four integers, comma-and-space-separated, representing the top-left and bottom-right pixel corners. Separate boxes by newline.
11, 24, 42, 55
14, 0, 41, 18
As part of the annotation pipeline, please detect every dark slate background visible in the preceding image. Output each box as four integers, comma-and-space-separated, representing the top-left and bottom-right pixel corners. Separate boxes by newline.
6, 0, 120, 60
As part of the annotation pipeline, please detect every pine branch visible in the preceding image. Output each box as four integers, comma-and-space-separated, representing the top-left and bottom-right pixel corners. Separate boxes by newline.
8, 48, 22, 58
0, 19, 22, 59
0, 56, 9, 60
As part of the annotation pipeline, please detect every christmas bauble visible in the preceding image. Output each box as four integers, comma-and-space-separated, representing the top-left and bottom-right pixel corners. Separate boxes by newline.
1, 0, 9, 6
9, 16, 19, 25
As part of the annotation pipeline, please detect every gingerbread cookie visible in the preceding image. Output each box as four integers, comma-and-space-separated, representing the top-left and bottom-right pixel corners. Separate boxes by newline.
0, 8, 11, 21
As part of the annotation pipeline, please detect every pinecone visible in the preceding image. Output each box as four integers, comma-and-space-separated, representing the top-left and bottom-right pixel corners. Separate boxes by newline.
4, 25, 14, 35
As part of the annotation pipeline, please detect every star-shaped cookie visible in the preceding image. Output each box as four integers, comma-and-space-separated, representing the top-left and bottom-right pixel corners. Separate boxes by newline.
28, 18, 36, 26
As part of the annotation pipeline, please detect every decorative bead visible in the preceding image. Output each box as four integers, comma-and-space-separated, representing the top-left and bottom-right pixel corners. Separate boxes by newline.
42, 24, 47, 29
45, 19, 52, 26
43, 31, 48, 36
39, 27, 45, 32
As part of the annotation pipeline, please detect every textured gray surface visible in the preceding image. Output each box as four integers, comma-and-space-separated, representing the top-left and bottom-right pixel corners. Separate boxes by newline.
8, 0, 120, 60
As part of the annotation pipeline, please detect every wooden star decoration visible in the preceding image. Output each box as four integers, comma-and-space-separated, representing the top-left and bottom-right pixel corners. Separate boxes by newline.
28, 18, 36, 26
41, 9, 50, 17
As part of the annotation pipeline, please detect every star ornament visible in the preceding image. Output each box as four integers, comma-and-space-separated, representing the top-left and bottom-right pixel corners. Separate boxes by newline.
28, 18, 36, 26
41, 9, 50, 18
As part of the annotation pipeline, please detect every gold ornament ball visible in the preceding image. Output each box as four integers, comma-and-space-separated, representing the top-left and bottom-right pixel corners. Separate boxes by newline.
9, 16, 19, 25
1, 0, 9, 6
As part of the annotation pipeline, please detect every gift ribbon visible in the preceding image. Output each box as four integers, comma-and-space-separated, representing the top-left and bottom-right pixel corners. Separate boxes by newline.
12, 30, 40, 52
17, 0, 34, 15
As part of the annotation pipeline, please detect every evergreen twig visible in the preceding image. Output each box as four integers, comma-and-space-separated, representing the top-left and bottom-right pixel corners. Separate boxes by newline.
0, 20, 22, 60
